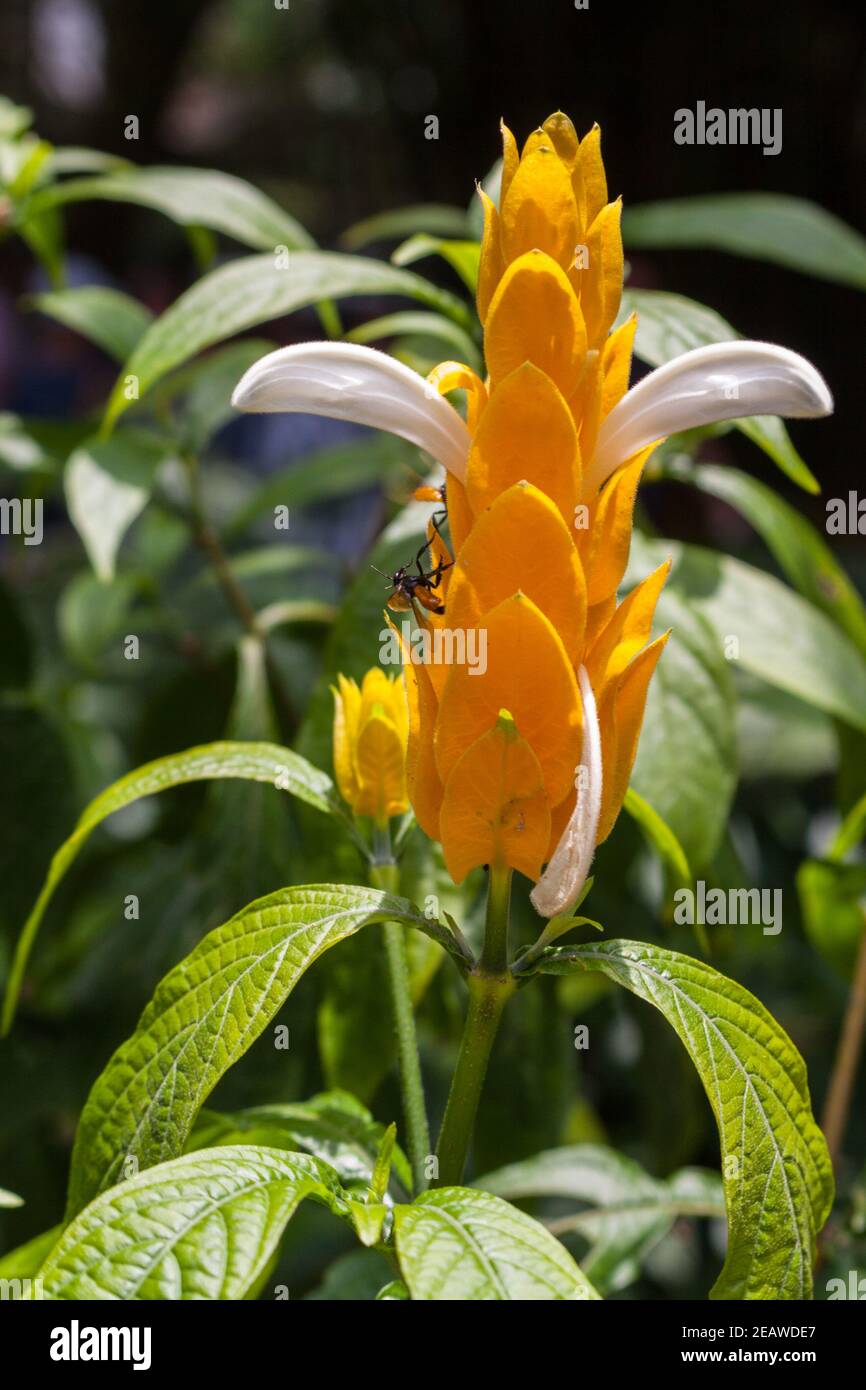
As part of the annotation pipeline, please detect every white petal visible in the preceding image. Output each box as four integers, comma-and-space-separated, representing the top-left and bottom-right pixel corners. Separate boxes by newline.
530, 666, 603, 920
232, 341, 470, 482
589, 340, 833, 492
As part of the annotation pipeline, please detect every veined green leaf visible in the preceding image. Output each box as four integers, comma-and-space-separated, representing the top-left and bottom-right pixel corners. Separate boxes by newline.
66, 884, 446, 1216
621, 289, 819, 492
64, 429, 174, 580
394, 1187, 600, 1300
477, 1145, 723, 1294
28, 286, 153, 361
104, 251, 473, 431
190, 1089, 412, 1197
391, 234, 480, 293
659, 458, 866, 658
537, 940, 834, 1299
36, 1146, 344, 1300
627, 533, 866, 735
1, 741, 336, 1036
23, 166, 314, 253
341, 203, 470, 250
623, 194, 866, 290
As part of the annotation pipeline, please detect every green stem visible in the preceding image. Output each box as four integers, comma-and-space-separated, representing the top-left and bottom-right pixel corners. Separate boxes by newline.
434, 864, 514, 1187
369, 857, 431, 1194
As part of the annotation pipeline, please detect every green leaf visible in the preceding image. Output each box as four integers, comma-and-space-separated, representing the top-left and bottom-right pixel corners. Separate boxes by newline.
735, 673, 837, 782
154, 339, 276, 451
659, 458, 866, 658
44, 147, 131, 176
0, 1226, 61, 1284
394, 1187, 601, 1300
391, 234, 480, 293
104, 251, 473, 431
28, 286, 153, 361
797, 860, 866, 979
190, 1090, 412, 1197
224, 435, 414, 540
829, 791, 866, 862
341, 203, 470, 250
36, 1146, 344, 1300
623, 787, 692, 890
623, 194, 866, 290
345, 311, 481, 372
477, 1146, 724, 1294
537, 940, 834, 1298
24, 166, 315, 253
620, 289, 819, 492
628, 533, 866, 735
65, 884, 441, 1216
1, 741, 336, 1036
629, 588, 737, 870
64, 429, 173, 579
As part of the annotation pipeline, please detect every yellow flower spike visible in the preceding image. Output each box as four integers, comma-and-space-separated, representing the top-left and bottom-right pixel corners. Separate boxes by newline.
585, 559, 671, 699
440, 711, 551, 885
579, 198, 624, 348
332, 673, 363, 807
466, 362, 579, 526
541, 110, 587, 229
391, 620, 443, 840
577, 443, 658, 604
426, 360, 488, 433
444, 474, 475, 557
484, 250, 587, 395
331, 668, 410, 821
578, 123, 608, 227
499, 119, 520, 209
499, 143, 579, 272
596, 631, 670, 843
600, 314, 638, 417
446, 481, 587, 660
583, 593, 618, 652
434, 592, 582, 809
354, 709, 409, 821
476, 189, 504, 324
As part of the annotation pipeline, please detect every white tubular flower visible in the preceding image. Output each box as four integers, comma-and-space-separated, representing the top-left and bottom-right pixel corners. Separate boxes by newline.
231, 341, 471, 483
588, 340, 833, 493
530, 666, 603, 922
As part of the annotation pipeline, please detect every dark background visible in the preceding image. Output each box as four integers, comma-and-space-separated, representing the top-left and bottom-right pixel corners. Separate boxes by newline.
0, 0, 863, 517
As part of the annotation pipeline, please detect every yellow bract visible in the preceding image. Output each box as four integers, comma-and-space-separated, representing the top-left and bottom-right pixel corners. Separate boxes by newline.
332, 669, 409, 822
401, 112, 669, 898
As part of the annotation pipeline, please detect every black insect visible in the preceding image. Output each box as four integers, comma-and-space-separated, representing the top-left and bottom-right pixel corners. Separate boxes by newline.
373, 539, 452, 615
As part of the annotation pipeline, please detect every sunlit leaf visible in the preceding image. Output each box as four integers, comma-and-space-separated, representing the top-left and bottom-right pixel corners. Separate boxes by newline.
537, 940, 834, 1298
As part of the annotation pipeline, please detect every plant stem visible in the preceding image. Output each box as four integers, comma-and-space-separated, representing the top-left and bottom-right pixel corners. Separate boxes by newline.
822, 914, 866, 1171
434, 864, 514, 1187
369, 857, 431, 1194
